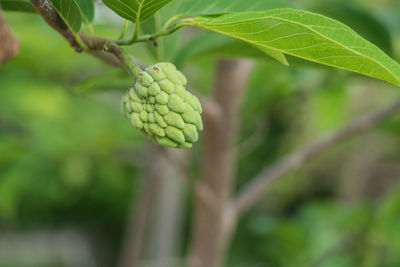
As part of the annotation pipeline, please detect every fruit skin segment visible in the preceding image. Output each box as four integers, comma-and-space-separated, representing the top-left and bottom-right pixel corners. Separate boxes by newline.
121, 62, 203, 148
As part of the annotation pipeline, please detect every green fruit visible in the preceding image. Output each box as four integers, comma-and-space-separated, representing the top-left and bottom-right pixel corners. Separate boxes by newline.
121, 62, 203, 148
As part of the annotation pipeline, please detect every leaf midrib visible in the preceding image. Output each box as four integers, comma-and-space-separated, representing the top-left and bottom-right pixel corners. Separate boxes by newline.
113, 0, 137, 17
136, 0, 144, 24
192, 9, 400, 85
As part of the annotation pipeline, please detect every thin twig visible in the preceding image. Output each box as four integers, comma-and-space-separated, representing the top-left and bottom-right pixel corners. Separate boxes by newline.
234, 98, 400, 216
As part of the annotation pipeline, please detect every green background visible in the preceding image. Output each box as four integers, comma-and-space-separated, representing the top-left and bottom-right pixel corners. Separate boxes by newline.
1, 0, 400, 266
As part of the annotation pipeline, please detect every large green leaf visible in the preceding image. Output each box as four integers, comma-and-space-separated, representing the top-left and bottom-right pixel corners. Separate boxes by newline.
49, 0, 81, 33
309, 1, 393, 56
75, 0, 94, 24
102, 0, 172, 24
137, 0, 292, 64
182, 8, 400, 87
168, 0, 295, 66
174, 32, 285, 68
0, 0, 35, 13
177, 0, 294, 16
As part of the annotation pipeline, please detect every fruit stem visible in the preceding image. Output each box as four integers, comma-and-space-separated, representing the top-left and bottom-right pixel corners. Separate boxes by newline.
104, 43, 142, 77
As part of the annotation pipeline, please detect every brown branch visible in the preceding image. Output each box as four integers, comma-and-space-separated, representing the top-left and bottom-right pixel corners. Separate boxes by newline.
29, 0, 79, 49
0, 9, 19, 65
86, 50, 122, 67
234, 98, 400, 216
187, 59, 253, 267
29, 0, 125, 67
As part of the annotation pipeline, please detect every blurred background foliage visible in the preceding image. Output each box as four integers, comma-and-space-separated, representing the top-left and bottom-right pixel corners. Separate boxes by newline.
1, 0, 400, 266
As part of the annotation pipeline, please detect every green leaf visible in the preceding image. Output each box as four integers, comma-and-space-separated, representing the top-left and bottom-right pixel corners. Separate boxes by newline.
174, 32, 286, 68
177, 0, 294, 16
182, 8, 400, 87
309, 1, 393, 56
75, 0, 94, 24
169, 0, 294, 65
49, 0, 81, 33
0, 0, 36, 13
102, 0, 172, 24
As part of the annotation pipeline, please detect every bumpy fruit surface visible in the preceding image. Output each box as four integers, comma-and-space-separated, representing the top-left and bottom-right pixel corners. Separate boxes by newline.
121, 62, 203, 148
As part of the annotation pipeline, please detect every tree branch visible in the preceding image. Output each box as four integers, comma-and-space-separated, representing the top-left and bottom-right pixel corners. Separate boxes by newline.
29, 0, 141, 73
234, 98, 400, 216
187, 60, 253, 267
29, 0, 79, 49
0, 9, 19, 65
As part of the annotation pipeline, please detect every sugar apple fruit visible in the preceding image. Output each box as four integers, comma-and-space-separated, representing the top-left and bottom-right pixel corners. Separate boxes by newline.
121, 62, 203, 148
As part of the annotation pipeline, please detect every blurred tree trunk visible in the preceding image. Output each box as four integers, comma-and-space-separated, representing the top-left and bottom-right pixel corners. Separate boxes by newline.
0, 9, 19, 65
118, 145, 186, 267
143, 148, 186, 267
187, 59, 253, 267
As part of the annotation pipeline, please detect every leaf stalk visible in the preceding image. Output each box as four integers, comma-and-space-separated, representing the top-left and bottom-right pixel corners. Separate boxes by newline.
115, 23, 183, 46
